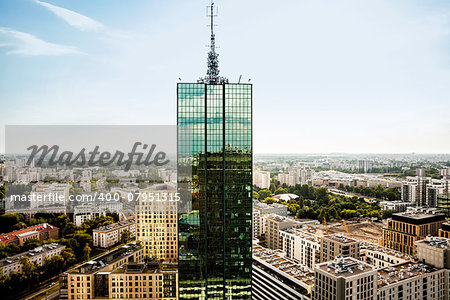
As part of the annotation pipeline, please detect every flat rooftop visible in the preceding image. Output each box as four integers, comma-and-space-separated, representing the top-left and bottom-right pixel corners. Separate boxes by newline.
360, 242, 412, 261
317, 256, 375, 278
323, 234, 359, 244
281, 228, 320, 244
253, 244, 315, 288
378, 262, 438, 288
391, 212, 445, 225
93, 219, 135, 233
0, 243, 64, 268
415, 236, 450, 249
68, 243, 141, 274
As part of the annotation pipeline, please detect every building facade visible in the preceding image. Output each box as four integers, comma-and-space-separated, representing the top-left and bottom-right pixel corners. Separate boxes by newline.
135, 185, 178, 263
319, 234, 360, 263
381, 211, 446, 255
0, 243, 65, 275
177, 5, 252, 296
59, 243, 178, 300
93, 219, 136, 248
266, 216, 293, 250
314, 257, 377, 300
0, 223, 59, 245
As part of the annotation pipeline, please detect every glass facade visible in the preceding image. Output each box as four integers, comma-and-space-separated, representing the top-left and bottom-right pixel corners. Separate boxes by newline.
177, 83, 252, 299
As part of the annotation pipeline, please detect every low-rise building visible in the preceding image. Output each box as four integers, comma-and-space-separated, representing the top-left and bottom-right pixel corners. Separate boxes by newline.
0, 223, 59, 246
253, 200, 288, 217
0, 243, 65, 275
93, 219, 136, 248
380, 201, 414, 212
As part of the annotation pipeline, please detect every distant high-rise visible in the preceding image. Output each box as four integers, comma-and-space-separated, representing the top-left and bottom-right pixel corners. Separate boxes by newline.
177, 2, 252, 299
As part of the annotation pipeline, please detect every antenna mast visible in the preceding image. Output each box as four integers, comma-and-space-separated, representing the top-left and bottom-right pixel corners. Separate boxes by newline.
200, 1, 228, 84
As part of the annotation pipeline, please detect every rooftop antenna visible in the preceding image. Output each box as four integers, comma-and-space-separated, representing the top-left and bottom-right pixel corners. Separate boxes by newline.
200, 1, 228, 84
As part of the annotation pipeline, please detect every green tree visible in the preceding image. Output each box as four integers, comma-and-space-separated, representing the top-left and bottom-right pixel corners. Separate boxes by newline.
43, 255, 65, 276
252, 191, 260, 200
274, 187, 288, 195
120, 229, 132, 244
264, 197, 276, 205
22, 238, 42, 251
82, 244, 91, 261
258, 189, 271, 199
61, 248, 77, 268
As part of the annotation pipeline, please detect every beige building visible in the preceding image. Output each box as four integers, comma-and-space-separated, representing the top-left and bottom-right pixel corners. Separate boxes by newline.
415, 236, 450, 269
314, 257, 377, 300
136, 184, 178, 262
377, 261, 446, 300
0, 243, 65, 275
320, 234, 360, 263
359, 242, 411, 269
93, 219, 136, 248
59, 243, 178, 300
266, 216, 293, 249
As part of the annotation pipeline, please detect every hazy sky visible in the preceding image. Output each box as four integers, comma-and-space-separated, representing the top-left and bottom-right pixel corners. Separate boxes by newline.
1, 0, 449, 154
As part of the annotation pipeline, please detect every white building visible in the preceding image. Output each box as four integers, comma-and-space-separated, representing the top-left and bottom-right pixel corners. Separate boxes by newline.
380, 201, 414, 212
253, 169, 271, 189
0, 243, 65, 275
74, 201, 123, 226
281, 228, 320, 270
93, 219, 136, 248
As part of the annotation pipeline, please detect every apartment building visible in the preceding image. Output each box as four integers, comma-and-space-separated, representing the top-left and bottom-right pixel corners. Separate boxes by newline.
377, 261, 446, 300
0, 223, 59, 246
135, 184, 178, 262
401, 176, 431, 205
74, 201, 124, 226
252, 209, 261, 238
253, 200, 288, 217
380, 201, 414, 213
426, 179, 449, 207
60, 243, 177, 300
415, 236, 450, 269
0, 243, 65, 275
320, 234, 360, 263
381, 211, 445, 255
281, 228, 320, 269
266, 216, 293, 249
314, 257, 377, 300
252, 244, 313, 300
93, 219, 136, 248
253, 169, 271, 189
359, 242, 412, 269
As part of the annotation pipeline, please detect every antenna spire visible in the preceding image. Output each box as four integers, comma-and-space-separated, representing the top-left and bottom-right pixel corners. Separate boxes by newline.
200, 1, 228, 84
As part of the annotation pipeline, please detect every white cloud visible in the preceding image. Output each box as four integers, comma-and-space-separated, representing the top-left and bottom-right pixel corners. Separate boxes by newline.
0, 27, 82, 55
33, 0, 104, 32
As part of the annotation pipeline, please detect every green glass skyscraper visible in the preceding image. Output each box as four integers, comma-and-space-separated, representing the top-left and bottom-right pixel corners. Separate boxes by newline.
177, 3, 252, 299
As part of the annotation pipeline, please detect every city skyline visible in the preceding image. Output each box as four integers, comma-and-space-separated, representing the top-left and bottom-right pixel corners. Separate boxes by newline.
1, 0, 450, 154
